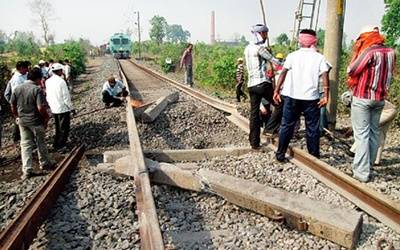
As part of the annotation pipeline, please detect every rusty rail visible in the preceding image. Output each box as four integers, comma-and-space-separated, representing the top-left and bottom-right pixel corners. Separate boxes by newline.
0, 146, 85, 250
128, 59, 400, 234
117, 60, 164, 250
129, 60, 237, 114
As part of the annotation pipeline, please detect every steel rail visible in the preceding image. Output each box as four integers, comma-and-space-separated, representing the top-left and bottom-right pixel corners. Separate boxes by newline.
129, 60, 237, 114
0, 146, 85, 250
117, 60, 164, 250
128, 59, 400, 234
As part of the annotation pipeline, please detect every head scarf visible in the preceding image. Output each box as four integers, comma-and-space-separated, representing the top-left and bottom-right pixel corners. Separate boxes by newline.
347, 28, 385, 88
251, 24, 269, 45
298, 33, 317, 47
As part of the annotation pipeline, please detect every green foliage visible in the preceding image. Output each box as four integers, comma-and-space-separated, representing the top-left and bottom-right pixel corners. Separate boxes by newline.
317, 29, 325, 49
275, 33, 290, 46
382, 0, 400, 47
0, 31, 7, 53
388, 48, 400, 124
45, 41, 86, 74
194, 43, 245, 88
239, 36, 249, 46
5, 31, 41, 58
157, 42, 186, 73
166, 24, 190, 44
149, 15, 168, 44
270, 44, 294, 57
0, 58, 11, 113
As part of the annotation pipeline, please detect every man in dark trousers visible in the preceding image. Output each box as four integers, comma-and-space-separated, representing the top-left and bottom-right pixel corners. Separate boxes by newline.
273, 29, 329, 162
235, 58, 247, 102
11, 68, 53, 179
45, 63, 74, 152
102, 76, 128, 108
5, 61, 30, 144
180, 43, 194, 87
244, 24, 282, 149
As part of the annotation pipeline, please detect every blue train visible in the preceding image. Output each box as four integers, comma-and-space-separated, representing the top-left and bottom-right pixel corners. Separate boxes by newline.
109, 33, 132, 59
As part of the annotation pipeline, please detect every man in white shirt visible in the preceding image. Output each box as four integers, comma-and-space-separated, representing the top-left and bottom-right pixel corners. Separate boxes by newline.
4, 61, 30, 143
45, 63, 74, 151
244, 24, 282, 150
63, 59, 72, 92
273, 29, 329, 162
38, 60, 49, 80
102, 76, 128, 108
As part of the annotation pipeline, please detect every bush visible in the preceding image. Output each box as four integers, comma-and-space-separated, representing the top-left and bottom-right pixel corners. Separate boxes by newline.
45, 41, 86, 74
0, 58, 11, 113
388, 48, 400, 125
194, 43, 245, 89
158, 42, 185, 73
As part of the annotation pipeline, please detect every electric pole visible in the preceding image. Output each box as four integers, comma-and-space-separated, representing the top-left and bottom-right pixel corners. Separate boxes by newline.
134, 11, 142, 60
323, 0, 345, 129
258, 0, 270, 47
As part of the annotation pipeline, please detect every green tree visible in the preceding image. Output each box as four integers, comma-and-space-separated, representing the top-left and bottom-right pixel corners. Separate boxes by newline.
239, 35, 249, 46
149, 15, 168, 44
45, 40, 86, 74
317, 28, 325, 48
0, 30, 7, 53
166, 24, 190, 43
382, 0, 400, 47
275, 33, 289, 46
6, 31, 41, 57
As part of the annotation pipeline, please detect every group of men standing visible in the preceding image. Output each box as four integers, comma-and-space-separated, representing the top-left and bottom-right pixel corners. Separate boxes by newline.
244, 24, 396, 183
5, 59, 74, 179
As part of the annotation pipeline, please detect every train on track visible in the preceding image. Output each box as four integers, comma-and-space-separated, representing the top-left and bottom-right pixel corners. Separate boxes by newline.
109, 33, 132, 59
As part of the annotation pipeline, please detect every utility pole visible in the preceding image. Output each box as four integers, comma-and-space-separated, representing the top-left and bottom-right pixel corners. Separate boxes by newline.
258, 0, 270, 47
259, 0, 267, 25
134, 11, 142, 60
323, 0, 345, 129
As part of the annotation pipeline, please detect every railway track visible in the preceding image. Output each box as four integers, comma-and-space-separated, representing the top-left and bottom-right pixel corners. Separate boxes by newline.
127, 59, 400, 231
0, 146, 85, 249
0, 56, 398, 249
120, 58, 400, 248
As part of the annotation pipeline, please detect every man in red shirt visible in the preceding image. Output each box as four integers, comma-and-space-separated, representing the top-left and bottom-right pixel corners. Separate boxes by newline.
347, 25, 396, 182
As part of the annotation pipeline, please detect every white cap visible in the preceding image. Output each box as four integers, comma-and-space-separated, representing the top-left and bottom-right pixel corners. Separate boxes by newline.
51, 63, 64, 71
359, 25, 379, 36
39, 60, 45, 64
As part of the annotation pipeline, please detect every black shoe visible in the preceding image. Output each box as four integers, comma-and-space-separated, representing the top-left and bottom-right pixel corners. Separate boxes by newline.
105, 103, 111, 109
276, 155, 289, 163
111, 102, 122, 107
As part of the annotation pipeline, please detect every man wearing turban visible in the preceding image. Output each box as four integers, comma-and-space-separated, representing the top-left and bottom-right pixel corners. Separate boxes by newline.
273, 29, 330, 162
244, 24, 282, 150
347, 25, 396, 182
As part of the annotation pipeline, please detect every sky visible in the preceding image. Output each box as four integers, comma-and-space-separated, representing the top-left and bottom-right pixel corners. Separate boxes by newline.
0, 0, 386, 46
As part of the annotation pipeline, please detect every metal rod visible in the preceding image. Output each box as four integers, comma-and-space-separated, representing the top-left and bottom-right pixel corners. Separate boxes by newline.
258, 0, 270, 47
0, 146, 85, 250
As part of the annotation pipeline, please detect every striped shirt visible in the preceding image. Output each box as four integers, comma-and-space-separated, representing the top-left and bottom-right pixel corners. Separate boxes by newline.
244, 44, 281, 88
348, 45, 396, 101
236, 64, 244, 84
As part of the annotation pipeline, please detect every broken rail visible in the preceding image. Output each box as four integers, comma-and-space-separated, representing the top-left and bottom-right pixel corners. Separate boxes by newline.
117, 60, 164, 250
0, 146, 85, 250
128, 59, 400, 235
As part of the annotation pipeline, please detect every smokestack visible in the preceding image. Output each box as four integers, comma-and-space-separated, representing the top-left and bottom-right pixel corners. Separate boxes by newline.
211, 11, 216, 45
